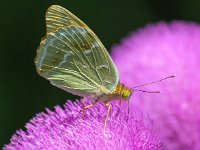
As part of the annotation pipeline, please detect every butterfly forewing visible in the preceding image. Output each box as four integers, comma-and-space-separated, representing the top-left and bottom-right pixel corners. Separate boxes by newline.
45, 5, 88, 33
35, 24, 119, 97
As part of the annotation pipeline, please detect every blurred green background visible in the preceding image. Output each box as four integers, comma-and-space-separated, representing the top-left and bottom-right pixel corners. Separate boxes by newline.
1, 0, 200, 147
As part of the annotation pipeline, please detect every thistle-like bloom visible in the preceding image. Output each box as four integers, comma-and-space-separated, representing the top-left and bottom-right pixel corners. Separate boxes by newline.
4, 99, 162, 150
112, 21, 200, 150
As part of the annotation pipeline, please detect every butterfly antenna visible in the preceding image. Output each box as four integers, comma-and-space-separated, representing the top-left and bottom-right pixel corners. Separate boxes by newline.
134, 89, 160, 93
132, 75, 175, 89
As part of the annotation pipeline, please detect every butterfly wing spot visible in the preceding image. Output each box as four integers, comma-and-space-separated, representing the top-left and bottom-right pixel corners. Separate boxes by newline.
83, 49, 92, 54
52, 58, 58, 63
97, 64, 109, 70
105, 80, 111, 84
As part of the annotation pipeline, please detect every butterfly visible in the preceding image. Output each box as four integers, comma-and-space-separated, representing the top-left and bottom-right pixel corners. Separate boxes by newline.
35, 5, 174, 132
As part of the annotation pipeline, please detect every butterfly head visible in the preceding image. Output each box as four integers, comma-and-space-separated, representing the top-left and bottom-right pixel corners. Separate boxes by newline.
121, 87, 133, 100
115, 83, 133, 101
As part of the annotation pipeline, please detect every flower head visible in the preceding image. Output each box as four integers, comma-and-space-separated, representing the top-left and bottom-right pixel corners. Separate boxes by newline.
4, 99, 162, 150
112, 21, 200, 149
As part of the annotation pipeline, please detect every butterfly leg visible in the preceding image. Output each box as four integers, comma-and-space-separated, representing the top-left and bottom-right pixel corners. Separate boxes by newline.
104, 103, 111, 133
128, 98, 130, 114
120, 98, 122, 107
82, 97, 86, 105
82, 100, 97, 120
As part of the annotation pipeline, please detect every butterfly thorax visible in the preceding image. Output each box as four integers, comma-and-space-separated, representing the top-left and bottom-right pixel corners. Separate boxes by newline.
97, 83, 132, 103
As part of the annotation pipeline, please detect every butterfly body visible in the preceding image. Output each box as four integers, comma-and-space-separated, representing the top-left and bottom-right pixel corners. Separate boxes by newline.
95, 83, 132, 103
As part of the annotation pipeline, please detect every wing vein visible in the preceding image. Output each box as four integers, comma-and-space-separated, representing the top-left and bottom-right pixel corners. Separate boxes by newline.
73, 59, 99, 87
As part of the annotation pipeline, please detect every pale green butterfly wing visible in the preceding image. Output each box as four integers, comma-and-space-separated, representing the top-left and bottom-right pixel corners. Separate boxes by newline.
45, 5, 89, 33
35, 6, 119, 97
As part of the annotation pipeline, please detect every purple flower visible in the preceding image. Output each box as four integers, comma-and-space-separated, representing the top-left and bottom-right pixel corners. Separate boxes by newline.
4, 99, 162, 150
112, 21, 200, 150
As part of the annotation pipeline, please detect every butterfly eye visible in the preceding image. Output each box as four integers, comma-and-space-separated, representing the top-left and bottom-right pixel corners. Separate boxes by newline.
122, 89, 132, 99
52, 58, 58, 64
